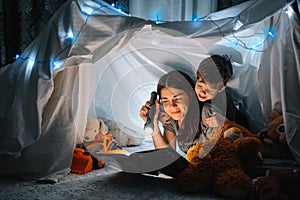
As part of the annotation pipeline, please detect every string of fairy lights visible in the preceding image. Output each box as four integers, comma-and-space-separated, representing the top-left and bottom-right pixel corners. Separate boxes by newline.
12, 1, 295, 70
14, 2, 117, 72
207, 15, 279, 52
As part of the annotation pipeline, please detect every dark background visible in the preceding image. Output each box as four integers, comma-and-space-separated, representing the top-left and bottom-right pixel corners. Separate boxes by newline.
0, 0, 248, 68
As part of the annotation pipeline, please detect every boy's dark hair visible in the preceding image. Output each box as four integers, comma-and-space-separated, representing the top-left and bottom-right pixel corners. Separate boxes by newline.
210, 54, 233, 85
197, 54, 233, 89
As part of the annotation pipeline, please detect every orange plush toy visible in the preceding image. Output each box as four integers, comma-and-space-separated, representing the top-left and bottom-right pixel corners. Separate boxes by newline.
71, 147, 105, 174
176, 120, 262, 199
71, 148, 93, 174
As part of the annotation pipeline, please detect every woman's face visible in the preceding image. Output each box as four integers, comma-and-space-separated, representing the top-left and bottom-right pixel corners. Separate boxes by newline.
195, 74, 219, 102
160, 87, 190, 123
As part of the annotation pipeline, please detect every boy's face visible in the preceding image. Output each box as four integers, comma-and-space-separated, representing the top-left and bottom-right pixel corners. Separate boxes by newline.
195, 74, 219, 102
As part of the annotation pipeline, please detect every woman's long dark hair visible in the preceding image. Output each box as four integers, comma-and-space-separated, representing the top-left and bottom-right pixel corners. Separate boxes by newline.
157, 71, 202, 152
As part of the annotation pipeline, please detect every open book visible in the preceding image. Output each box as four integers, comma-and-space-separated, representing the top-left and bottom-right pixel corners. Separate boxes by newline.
83, 134, 189, 177
99, 147, 189, 177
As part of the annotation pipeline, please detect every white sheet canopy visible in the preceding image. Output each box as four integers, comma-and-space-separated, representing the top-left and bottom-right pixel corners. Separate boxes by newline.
0, 0, 299, 181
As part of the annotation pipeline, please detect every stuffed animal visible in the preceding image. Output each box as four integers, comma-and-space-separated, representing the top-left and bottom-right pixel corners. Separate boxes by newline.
83, 118, 120, 152
84, 118, 108, 142
70, 147, 105, 174
257, 101, 294, 159
176, 120, 262, 199
85, 119, 145, 147
254, 168, 300, 200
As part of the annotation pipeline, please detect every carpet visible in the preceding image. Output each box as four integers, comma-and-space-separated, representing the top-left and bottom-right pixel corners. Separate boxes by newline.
0, 138, 229, 200
0, 164, 229, 200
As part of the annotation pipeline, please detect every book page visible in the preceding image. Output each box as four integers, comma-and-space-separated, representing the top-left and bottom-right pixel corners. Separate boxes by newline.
84, 134, 189, 177
113, 147, 189, 177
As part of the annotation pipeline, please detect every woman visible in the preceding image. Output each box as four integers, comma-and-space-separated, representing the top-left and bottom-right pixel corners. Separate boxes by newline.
140, 71, 202, 155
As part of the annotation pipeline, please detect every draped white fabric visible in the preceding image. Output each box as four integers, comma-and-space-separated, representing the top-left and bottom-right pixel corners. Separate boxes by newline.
0, 0, 299, 181
259, 4, 300, 165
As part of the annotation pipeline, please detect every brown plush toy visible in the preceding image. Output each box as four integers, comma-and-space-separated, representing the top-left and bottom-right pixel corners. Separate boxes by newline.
257, 100, 294, 159
254, 168, 300, 200
176, 120, 262, 199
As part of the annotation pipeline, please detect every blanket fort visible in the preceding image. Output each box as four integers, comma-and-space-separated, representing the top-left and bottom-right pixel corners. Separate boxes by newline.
0, 0, 299, 181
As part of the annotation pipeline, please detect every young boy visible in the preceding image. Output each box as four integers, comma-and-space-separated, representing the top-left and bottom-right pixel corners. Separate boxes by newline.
195, 54, 249, 132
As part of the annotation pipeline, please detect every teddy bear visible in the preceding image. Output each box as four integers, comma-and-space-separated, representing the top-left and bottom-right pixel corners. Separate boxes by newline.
257, 100, 294, 159
82, 118, 121, 153
175, 120, 262, 199
254, 168, 300, 200
83, 118, 108, 142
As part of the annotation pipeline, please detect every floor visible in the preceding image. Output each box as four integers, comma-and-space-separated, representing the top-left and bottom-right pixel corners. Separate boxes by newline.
0, 138, 230, 200
0, 164, 231, 200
